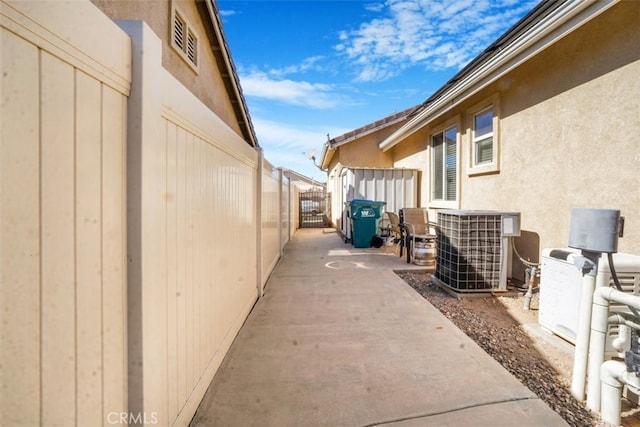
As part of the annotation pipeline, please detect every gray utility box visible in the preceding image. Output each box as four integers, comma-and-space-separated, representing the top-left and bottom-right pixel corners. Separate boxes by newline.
568, 208, 621, 253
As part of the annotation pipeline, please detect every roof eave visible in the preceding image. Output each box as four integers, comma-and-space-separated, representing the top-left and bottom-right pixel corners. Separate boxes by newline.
205, 0, 259, 148
320, 143, 334, 171
329, 104, 423, 149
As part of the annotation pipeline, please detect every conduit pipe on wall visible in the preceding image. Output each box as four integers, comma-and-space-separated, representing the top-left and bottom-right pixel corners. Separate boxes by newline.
587, 288, 640, 414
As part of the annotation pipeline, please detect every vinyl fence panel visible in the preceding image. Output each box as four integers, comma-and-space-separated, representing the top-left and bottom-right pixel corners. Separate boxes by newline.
0, 1, 130, 425
120, 21, 260, 426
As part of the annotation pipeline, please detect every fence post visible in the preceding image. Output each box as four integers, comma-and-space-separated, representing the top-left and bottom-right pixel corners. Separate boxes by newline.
117, 20, 168, 426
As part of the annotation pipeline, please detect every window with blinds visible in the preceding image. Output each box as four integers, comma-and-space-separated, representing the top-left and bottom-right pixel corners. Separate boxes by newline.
171, 7, 199, 73
432, 126, 457, 202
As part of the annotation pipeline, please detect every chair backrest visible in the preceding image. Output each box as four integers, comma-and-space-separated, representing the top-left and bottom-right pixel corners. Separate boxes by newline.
386, 212, 401, 234
399, 208, 430, 236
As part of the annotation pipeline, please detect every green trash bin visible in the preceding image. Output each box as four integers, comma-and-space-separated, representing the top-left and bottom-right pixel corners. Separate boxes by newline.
348, 199, 386, 248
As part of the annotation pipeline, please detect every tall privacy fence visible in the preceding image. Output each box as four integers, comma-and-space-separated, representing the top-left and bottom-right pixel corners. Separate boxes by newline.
1, 2, 305, 425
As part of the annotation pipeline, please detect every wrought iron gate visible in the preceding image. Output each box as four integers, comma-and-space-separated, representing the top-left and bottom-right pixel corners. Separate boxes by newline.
299, 190, 329, 228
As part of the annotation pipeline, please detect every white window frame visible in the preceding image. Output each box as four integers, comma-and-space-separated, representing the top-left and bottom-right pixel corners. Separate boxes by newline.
467, 94, 500, 175
430, 116, 461, 209
171, 5, 200, 74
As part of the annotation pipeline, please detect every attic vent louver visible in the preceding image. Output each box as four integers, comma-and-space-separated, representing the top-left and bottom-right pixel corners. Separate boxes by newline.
187, 30, 197, 64
171, 6, 199, 73
174, 14, 185, 51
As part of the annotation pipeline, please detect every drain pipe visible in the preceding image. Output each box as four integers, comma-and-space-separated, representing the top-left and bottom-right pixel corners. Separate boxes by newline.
523, 266, 537, 310
587, 287, 640, 413
586, 314, 635, 412
600, 360, 628, 426
612, 324, 631, 352
600, 359, 640, 427
609, 314, 640, 352
570, 252, 600, 401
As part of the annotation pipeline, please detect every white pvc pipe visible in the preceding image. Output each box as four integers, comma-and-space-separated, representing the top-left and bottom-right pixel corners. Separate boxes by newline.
586, 289, 610, 412
523, 267, 536, 311
612, 324, 630, 353
589, 288, 640, 415
571, 273, 597, 401
596, 287, 640, 311
600, 360, 626, 427
609, 313, 640, 332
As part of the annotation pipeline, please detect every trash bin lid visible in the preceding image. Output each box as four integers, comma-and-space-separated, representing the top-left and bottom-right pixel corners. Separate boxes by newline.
348, 199, 386, 206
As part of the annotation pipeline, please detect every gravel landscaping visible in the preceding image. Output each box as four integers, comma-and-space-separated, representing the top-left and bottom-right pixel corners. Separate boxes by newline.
395, 270, 640, 427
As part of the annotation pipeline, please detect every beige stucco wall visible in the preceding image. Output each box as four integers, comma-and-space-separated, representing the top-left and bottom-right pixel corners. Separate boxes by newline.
391, 1, 640, 258
390, 127, 430, 207
336, 131, 397, 168
91, 0, 242, 136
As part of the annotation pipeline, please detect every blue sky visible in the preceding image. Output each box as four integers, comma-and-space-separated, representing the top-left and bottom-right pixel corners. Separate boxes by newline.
218, 0, 538, 181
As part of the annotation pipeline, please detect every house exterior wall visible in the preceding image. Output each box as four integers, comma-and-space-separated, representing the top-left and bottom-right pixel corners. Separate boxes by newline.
336, 131, 396, 169
91, 0, 243, 136
0, 1, 130, 424
391, 1, 640, 259
389, 127, 430, 206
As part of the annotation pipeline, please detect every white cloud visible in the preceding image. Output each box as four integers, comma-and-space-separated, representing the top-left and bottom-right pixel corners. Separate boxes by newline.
336, 0, 537, 82
364, 2, 385, 13
253, 118, 351, 179
253, 118, 349, 152
267, 56, 326, 77
219, 9, 236, 17
240, 71, 343, 109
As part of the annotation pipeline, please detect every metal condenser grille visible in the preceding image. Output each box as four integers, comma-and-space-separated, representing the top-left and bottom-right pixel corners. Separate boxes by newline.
435, 211, 502, 292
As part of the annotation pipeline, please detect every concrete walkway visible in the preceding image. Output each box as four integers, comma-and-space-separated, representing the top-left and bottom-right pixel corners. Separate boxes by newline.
192, 228, 566, 426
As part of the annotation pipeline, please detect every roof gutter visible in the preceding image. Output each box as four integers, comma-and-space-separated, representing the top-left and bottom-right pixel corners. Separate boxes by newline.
379, 0, 618, 152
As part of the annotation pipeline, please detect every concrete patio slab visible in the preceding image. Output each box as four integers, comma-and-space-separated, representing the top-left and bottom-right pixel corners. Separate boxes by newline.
191, 228, 566, 426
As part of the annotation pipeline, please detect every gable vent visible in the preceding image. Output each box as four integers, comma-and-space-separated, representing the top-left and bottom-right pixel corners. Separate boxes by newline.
171, 7, 199, 73
187, 30, 197, 64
